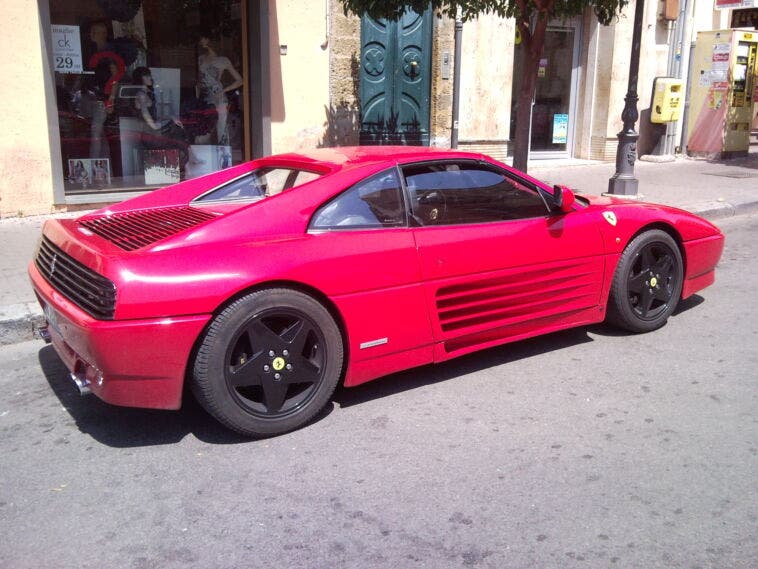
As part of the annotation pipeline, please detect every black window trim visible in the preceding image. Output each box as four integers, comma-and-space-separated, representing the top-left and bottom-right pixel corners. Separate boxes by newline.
397, 158, 556, 228
307, 167, 409, 232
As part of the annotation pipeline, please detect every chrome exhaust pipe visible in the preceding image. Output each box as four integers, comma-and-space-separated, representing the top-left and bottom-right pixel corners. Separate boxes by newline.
70, 372, 91, 396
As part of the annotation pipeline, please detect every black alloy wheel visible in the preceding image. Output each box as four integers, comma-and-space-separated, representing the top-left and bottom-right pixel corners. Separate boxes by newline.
225, 308, 326, 418
192, 288, 343, 437
607, 229, 683, 333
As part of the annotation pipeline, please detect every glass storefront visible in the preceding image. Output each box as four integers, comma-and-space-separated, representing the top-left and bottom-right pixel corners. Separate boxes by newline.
510, 24, 580, 157
49, 0, 248, 195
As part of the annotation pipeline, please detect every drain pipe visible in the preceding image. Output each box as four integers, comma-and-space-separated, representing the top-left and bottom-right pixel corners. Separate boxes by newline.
665, 0, 691, 156
450, 10, 463, 148
679, 40, 696, 152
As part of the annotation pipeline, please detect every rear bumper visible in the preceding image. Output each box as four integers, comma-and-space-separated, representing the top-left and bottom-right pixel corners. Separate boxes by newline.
682, 233, 725, 299
30, 262, 211, 410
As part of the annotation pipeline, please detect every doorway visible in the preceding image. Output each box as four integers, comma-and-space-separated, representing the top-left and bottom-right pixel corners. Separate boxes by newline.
359, 9, 433, 145
510, 23, 581, 158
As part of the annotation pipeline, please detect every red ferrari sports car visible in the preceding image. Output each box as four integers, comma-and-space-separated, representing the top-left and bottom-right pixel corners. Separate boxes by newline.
29, 146, 724, 436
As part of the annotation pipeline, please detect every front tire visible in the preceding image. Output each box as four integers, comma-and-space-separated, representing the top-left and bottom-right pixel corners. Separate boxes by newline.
192, 288, 343, 437
606, 229, 683, 333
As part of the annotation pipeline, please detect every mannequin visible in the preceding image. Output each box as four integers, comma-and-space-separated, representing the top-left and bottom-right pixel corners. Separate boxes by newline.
132, 66, 180, 132
86, 22, 120, 162
132, 67, 202, 178
197, 36, 243, 145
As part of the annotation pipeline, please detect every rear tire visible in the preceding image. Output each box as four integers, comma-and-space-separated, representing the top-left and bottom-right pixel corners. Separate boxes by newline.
192, 288, 343, 437
606, 229, 683, 333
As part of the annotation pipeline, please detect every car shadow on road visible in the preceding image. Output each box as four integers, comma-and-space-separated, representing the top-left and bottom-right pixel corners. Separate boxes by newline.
334, 327, 595, 408
38, 296, 701, 446
586, 294, 705, 337
37, 345, 269, 447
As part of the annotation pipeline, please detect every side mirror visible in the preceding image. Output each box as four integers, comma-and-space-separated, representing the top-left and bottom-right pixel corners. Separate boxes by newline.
553, 184, 575, 213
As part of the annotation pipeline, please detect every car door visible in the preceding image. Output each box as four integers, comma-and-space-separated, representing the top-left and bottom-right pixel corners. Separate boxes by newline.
402, 160, 605, 359
307, 167, 434, 372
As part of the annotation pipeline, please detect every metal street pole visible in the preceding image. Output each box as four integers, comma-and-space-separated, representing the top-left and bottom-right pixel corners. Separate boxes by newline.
450, 10, 463, 148
607, 0, 646, 196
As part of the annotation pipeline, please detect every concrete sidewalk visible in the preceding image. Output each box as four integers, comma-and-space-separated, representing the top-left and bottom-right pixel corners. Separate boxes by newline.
1, 154, 757, 345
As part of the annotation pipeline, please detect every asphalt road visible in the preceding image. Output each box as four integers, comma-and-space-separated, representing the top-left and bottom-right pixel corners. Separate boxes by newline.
1, 215, 756, 569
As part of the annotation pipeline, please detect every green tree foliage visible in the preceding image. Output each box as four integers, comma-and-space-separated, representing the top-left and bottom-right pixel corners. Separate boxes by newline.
341, 0, 629, 172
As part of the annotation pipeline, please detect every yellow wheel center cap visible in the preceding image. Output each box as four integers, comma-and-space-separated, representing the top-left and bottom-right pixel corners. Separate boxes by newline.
272, 357, 286, 371
650, 277, 658, 287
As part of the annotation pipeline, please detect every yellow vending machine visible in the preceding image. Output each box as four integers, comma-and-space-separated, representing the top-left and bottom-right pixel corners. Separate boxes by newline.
686, 29, 757, 158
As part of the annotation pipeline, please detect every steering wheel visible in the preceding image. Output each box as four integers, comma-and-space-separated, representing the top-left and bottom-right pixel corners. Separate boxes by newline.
414, 190, 447, 225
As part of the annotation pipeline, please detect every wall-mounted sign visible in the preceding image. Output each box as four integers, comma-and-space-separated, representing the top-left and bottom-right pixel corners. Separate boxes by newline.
51, 25, 83, 73
552, 114, 568, 144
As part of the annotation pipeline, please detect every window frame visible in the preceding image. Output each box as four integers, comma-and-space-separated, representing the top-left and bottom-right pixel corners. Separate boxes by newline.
398, 159, 556, 228
308, 166, 409, 232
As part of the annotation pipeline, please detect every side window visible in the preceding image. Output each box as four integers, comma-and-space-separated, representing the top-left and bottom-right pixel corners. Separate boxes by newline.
403, 162, 548, 226
194, 167, 323, 202
310, 169, 405, 230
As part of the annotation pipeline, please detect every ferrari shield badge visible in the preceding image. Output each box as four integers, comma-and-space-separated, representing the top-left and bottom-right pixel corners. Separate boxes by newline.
603, 211, 618, 226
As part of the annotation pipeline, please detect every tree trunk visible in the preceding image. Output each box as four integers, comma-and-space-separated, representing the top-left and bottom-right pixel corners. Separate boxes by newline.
511, 49, 540, 173
511, 17, 550, 174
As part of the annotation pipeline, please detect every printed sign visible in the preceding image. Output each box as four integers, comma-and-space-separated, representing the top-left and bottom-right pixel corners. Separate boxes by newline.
552, 114, 568, 144
538, 58, 548, 78
715, 0, 742, 9
144, 149, 180, 185
51, 25, 83, 73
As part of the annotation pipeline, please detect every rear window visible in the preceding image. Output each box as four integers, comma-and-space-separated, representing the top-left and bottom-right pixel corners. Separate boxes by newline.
193, 167, 322, 203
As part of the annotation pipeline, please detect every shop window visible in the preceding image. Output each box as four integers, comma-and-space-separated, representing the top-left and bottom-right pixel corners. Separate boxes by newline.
49, 0, 248, 196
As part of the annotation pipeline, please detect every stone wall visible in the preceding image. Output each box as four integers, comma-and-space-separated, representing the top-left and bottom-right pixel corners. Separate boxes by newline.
323, 1, 361, 147
457, 14, 515, 160
429, 12, 454, 147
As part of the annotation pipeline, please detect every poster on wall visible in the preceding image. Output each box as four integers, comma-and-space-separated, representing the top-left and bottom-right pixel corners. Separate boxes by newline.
51, 25, 83, 73
67, 158, 111, 189
552, 114, 568, 144
67, 159, 92, 189
91, 159, 111, 186
185, 145, 233, 179
144, 150, 180, 185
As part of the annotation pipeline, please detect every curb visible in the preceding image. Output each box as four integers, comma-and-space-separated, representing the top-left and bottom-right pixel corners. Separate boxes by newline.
2, 200, 755, 347
691, 198, 758, 221
0, 303, 44, 346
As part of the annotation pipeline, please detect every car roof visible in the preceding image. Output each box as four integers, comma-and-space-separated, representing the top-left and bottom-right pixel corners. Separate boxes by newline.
262, 146, 486, 172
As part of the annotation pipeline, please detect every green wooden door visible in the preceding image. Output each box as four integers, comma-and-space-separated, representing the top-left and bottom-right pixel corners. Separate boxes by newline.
359, 8, 432, 146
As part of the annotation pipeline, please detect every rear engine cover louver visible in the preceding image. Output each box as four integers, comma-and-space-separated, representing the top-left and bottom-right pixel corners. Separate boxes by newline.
79, 206, 217, 251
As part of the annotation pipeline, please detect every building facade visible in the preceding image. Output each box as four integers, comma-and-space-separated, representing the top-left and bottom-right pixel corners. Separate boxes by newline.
0, 0, 750, 217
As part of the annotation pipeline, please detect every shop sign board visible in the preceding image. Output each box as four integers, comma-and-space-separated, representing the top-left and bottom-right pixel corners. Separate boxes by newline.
51, 25, 83, 73
715, 0, 756, 9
